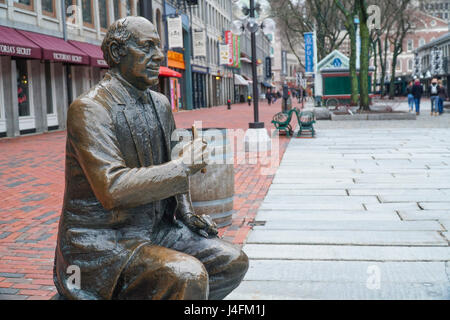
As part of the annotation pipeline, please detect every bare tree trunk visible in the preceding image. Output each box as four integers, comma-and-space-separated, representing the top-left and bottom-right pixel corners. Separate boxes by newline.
358, 0, 370, 110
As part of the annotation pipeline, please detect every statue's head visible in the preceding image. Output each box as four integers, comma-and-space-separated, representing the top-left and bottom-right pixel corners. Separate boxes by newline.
102, 16, 164, 90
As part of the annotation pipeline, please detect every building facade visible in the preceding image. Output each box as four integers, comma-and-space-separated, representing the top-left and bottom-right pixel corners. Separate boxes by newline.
416, 32, 450, 93
418, 0, 450, 23
0, 0, 142, 138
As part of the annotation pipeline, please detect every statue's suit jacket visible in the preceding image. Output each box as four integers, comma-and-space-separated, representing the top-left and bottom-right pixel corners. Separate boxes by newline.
53, 72, 191, 300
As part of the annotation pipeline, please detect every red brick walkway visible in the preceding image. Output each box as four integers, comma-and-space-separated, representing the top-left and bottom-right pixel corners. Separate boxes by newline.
0, 100, 294, 299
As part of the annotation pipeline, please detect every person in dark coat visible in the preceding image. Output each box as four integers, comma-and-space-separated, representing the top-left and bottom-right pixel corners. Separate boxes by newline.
437, 80, 448, 115
411, 79, 424, 115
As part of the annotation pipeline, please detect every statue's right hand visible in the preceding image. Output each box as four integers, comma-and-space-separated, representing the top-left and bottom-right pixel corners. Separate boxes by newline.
178, 138, 209, 176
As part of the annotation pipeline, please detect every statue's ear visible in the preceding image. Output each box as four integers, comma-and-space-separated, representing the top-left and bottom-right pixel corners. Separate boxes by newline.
109, 41, 125, 65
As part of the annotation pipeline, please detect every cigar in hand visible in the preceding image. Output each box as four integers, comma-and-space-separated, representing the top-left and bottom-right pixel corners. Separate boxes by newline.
192, 125, 207, 174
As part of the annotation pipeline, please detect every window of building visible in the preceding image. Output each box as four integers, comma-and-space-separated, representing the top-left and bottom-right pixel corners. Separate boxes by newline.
408, 59, 413, 71
15, 59, 31, 117
82, 0, 95, 28
99, 0, 110, 31
113, 0, 132, 19
419, 38, 425, 47
65, 0, 78, 25
42, 0, 55, 17
407, 39, 413, 52
14, 0, 34, 11
155, 9, 162, 44
44, 62, 54, 115
136, 0, 141, 16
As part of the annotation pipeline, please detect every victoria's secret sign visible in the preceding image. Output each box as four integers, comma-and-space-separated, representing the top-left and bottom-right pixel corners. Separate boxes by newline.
0, 44, 32, 57
53, 52, 83, 63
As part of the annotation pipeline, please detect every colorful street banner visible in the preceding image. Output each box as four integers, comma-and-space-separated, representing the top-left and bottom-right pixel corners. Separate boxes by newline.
219, 44, 230, 65
225, 31, 240, 68
304, 32, 314, 73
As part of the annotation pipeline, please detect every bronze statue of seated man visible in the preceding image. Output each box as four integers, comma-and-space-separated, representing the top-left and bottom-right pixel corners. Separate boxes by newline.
53, 16, 248, 300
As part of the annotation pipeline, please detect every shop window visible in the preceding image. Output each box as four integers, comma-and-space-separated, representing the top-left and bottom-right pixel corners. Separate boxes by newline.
42, 0, 56, 17
45, 62, 54, 115
16, 59, 30, 117
136, 0, 141, 16
113, 0, 132, 19
99, 0, 110, 31
82, 0, 95, 29
14, 0, 34, 11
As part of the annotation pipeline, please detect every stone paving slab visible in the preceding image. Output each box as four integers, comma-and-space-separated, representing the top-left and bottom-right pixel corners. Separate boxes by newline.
419, 202, 450, 210
246, 230, 447, 246
227, 280, 450, 300
349, 189, 450, 196
266, 189, 348, 196
239, 260, 450, 283
259, 202, 366, 211
379, 195, 450, 203
242, 244, 450, 261
263, 195, 380, 204
255, 211, 400, 221
398, 210, 450, 221
252, 220, 443, 231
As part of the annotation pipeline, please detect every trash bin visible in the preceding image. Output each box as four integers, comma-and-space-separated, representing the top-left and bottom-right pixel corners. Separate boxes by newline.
188, 128, 234, 228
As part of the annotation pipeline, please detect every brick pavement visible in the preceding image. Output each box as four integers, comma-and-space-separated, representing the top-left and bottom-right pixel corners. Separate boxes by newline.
0, 100, 292, 300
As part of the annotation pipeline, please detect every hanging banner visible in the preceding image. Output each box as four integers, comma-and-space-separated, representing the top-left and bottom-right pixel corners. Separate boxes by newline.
167, 16, 183, 49
219, 44, 230, 65
304, 32, 314, 74
281, 50, 287, 76
193, 29, 206, 57
225, 31, 240, 68
225, 31, 234, 66
234, 34, 241, 69
265, 57, 272, 79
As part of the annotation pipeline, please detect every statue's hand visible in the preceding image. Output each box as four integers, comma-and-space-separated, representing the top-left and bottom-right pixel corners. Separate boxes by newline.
182, 212, 218, 238
177, 138, 209, 176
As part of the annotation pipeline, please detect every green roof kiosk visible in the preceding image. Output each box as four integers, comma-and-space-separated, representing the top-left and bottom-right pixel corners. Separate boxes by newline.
317, 50, 375, 106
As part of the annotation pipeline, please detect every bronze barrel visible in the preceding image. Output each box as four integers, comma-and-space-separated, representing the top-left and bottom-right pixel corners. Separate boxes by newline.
189, 128, 234, 228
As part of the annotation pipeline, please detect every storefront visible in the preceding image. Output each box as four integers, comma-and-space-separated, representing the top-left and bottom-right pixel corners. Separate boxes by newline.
192, 65, 208, 109
159, 66, 182, 113
234, 74, 249, 103
0, 25, 111, 138
167, 50, 186, 110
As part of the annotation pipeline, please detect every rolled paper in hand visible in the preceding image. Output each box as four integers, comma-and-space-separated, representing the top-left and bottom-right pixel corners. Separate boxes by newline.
192, 125, 207, 174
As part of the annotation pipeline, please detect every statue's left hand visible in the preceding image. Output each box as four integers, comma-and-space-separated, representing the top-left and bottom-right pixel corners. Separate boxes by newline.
181, 213, 218, 238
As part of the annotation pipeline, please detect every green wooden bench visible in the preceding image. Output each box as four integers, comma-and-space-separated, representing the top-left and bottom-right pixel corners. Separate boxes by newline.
271, 109, 297, 137
296, 110, 316, 137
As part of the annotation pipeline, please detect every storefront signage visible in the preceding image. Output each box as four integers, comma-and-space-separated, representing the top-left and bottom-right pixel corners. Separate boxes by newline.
225, 31, 241, 69
0, 45, 32, 57
193, 29, 206, 57
53, 52, 83, 63
219, 44, 230, 65
168, 50, 185, 70
304, 32, 314, 73
167, 16, 183, 49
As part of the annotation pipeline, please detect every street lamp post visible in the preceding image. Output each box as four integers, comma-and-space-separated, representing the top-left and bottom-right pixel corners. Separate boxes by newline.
231, 0, 275, 129
248, 0, 263, 128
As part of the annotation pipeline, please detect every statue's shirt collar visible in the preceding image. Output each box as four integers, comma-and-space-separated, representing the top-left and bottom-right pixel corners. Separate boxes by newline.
108, 71, 150, 104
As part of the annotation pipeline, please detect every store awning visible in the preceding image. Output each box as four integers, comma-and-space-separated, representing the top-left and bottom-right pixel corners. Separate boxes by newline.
261, 82, 274, 88
68, 40, 108, 68
242, 75, 253, 84
240, 57, 252, 64
159, 66, 182, 78
0, 26, 42, 59
18, 30, 89, 65
234, 74, 248, 86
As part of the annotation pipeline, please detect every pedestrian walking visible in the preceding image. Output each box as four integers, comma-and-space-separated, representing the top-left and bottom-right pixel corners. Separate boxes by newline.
429, 78, 440, 116
437, 80, 448, 115
266, 89, 272, 106
412, 79, 423, 115
406, 81, 414, 112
